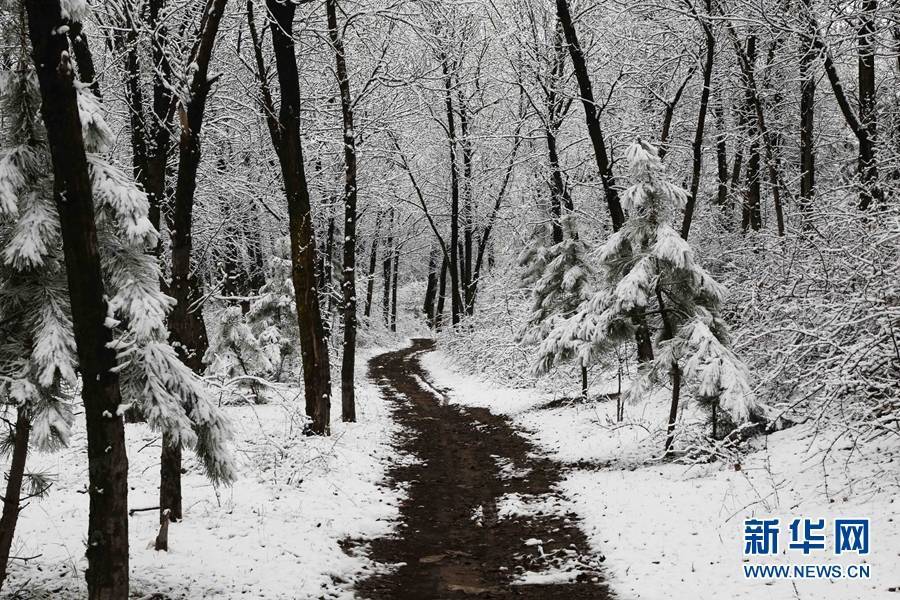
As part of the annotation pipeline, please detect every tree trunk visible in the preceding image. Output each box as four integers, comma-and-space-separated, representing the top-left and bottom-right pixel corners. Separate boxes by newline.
680, 0, 714, 240
326, 0, 359, 423
166, 0, 229, 528
580, 365, 588, 401
546, 124, 568, 245
714, 96, 729, 209
423, 245, 440, 327
363, 210, 382, 319
322, 212, 336, 313
743, 137, 762, 232
442, 56, 463, 325
468, 102, 523, 314
806, 6, 880, 209
738, 35, 762, 232
546, 24, 570, 245
382, 209, 394, 328
656, 285, 681, 455
458, 94, 474, 313
113, 0, 173, 427
112, 0, 170, 238
435, 254, 448, 331
665, 363, 683, 454
157, 433, 182, 531
727, 26, 785, 235
147, 0, 174, 246
799, 0, 816, 214
555, 0, 625, 231
730, 95, 747, 202
390, 244, 400, 332
857, 0, 878, 210
25, 3, 130, 595
658, 66, 696, 160
265, 0, 332, 435
0, 409, 30, 590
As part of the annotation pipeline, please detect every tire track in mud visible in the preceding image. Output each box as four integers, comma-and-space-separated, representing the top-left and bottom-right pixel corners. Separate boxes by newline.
354, 339, 612, 599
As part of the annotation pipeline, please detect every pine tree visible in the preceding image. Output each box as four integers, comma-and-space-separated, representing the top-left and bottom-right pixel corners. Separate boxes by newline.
77, 53, 236, 488
0, 5, 235, 587
519, 215, 593, 398
205, 306, 272, 402
537, 140, 757, 452
243, 237, 303, 382
0, 42, 75, 589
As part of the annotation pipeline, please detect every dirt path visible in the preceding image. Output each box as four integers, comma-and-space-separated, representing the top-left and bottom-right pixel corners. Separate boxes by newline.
354, 339, 612, 599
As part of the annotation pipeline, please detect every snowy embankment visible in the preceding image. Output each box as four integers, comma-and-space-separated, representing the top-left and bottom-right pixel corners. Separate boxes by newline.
4, 347, 406, 599
421, 350, 900, 600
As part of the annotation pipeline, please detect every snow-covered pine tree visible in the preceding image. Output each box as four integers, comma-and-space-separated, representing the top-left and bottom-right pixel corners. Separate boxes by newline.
206, 238, 305, 402
536, 140, 757, 452
75, 57, 236, 487
519, 214, 593, 398
205, 306, 272, 402
244, 237, 303, 382
0, 15, 235, 580
0, 40, 76, 588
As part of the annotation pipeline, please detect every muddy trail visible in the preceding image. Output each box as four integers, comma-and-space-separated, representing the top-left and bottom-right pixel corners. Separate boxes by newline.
354, 339, 612, 599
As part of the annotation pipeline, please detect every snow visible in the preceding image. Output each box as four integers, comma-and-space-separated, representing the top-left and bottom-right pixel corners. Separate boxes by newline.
4, 347, 407, 599
421, 349, 900, 599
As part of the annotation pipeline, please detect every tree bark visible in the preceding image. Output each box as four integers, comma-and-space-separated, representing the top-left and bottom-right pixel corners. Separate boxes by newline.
146, 0, 174, 238
320, 211, 336, 312
0, 409, 30, 590
656, 284, 681, 455
166, 0, 229, 527
727, 25, 785, 235
546, 23, 571, 244
442, 56, 463, 325
265, 0, 332, 435
744, 139, 762, 231
806, 10, 879, 209
737, 35, 762, 232
857, 0, 878, 210
423, 245, 440, 327
555, 0, 625, 231
24, 3, 130, 595
390, 243, 400, 332
458, 93, 474, 313
382, 209, 394, 327
658, 65, 696, 160
680, 0, 715, 240
363, 210, 382, 319
714, 96, 729, 209
799, 0, 816, 214
157, 432, 182, 530
546, 123, 568, 245
325, 0, 359, 422
435, 254, 448, 331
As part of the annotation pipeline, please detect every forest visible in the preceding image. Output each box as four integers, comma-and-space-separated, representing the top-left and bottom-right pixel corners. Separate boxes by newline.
0, 0, 897, 598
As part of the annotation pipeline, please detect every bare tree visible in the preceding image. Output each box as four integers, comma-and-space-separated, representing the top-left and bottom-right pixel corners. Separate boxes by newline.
325, 0, 360, 422
254, 0, 333, 434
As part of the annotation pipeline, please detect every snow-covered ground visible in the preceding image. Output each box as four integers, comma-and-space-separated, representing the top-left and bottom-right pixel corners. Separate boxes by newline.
421, 349, 900, 600
4, 347, 406, 599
